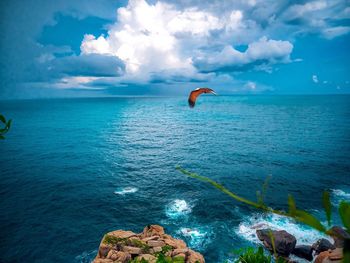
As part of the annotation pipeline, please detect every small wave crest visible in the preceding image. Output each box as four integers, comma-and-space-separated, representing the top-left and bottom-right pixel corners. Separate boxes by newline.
165, 199, 192, 219
332, 189, 350, 201
236, 213, 330, 245
114, 187, 138, 195
177, 226, 213, 250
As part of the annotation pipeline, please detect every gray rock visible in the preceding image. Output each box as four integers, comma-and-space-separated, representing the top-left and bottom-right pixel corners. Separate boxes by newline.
147, 240, 166, 247
292, 245, 313, 261
312, 238, 335, 255
329, 226, 350, 248
256, 229, 297, 256
122, 246, 142, 255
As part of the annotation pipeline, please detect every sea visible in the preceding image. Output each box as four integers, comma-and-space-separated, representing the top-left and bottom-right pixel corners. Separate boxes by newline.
0, 95, 349, 263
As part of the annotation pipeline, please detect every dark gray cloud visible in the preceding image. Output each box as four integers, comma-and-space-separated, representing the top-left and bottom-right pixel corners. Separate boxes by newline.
54, 54, 125, 77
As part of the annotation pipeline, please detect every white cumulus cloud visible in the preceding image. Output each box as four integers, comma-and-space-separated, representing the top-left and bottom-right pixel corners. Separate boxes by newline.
81, 0, 198, 80
193, 37, 293, 72
79, 0, 294, 84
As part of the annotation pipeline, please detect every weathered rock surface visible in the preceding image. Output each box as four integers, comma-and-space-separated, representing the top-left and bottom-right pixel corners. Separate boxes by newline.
329, 226, 350, 248
291, 245, 313, 261
256, 229, 297, 256
93, 225, 205, 263
314, 248, 343, 263
312, 238, 336, 255
187, 249, 205, 263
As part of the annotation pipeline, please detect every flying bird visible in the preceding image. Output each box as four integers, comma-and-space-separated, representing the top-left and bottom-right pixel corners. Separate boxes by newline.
188, 87, 217, 108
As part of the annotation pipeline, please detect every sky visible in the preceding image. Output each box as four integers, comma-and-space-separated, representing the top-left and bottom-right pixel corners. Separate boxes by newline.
0, 0, 349, 99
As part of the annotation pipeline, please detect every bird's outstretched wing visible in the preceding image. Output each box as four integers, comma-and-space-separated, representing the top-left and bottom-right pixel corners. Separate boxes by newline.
188, 88, 216, 108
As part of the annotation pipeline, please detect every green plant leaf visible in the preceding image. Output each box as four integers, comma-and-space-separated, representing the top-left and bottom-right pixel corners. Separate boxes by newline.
176, 166, 260, 207
322, 191, 332, 227
294, 209, 326, 232
339, 201, 350, 232
0, 134, 5, 140
288, 195, 296, 216
268, 230, 277, 257
0, 115, 6, 123
257, 190, 263, 205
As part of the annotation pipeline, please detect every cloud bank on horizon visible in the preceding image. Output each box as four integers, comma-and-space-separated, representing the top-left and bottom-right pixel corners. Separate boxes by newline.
0, 0, 349, 98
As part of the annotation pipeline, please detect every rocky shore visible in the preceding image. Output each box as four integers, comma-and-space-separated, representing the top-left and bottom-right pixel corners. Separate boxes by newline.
93, 224, 349, 263
93, 225, 205, 263
255, 226, 349, 262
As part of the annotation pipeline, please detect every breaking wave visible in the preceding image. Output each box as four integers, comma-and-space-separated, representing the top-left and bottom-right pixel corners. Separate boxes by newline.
332, 189, 350, 203
165, 199, 192, 219
177, 226, 214, 250
114, 187, 138, 195
235, 213, 331, 245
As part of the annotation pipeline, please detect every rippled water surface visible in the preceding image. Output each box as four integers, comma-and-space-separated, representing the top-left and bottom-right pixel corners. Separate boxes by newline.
0, 95, 349, 262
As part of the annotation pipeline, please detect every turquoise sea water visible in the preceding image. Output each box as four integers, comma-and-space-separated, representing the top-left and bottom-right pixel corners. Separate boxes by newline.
0, 95, 349, 262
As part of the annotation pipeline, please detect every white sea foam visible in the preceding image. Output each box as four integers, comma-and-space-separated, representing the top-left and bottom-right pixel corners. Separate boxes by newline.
177, 226, 213, 250
114, 187, 138, 195
165, 199, 192, 219
332, 189, 350, 200
236, 213, 331, 245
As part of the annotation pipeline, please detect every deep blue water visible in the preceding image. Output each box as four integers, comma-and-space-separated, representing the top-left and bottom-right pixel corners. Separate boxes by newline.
0, 95, 349, 263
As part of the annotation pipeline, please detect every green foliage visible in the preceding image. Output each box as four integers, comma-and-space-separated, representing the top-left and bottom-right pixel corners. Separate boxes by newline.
176, 166, 350, 262
0, 114, 12, 139
287, 195, 296, 215
130, 239, 150, 253
161, 245, 173, 254
153, 245, 184, 263
176, 166, 268, 210
293, 209, 326, 232
267, 230, 276, 257
156, 253, 184, 263
232, 247, 272, 263
339, 201, 350, 232
103, 235, 126, 245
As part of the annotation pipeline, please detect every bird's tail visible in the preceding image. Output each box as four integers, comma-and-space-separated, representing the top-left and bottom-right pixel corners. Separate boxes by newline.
188, 99, 195, 108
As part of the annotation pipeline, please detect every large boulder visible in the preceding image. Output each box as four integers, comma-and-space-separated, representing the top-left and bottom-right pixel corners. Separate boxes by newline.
93, 225, 205, 262
122, 246, 142, 255
107, 230, 136, 239
329, 226, 350, 248
291, 245, 313, 261
98, 244, 112, 258
147, 240, 166, 247
187, 249, 205, 263
163, 236, 187, 249
142, 225, 165, 238
106, 250, 131, 262
93, 259, 113, 263
314, 248, 343, 263
256, 229, 297, 256
312, 238, 335, 255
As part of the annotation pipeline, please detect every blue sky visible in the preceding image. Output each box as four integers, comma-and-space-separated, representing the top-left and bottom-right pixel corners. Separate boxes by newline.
0, 0, 349, 98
